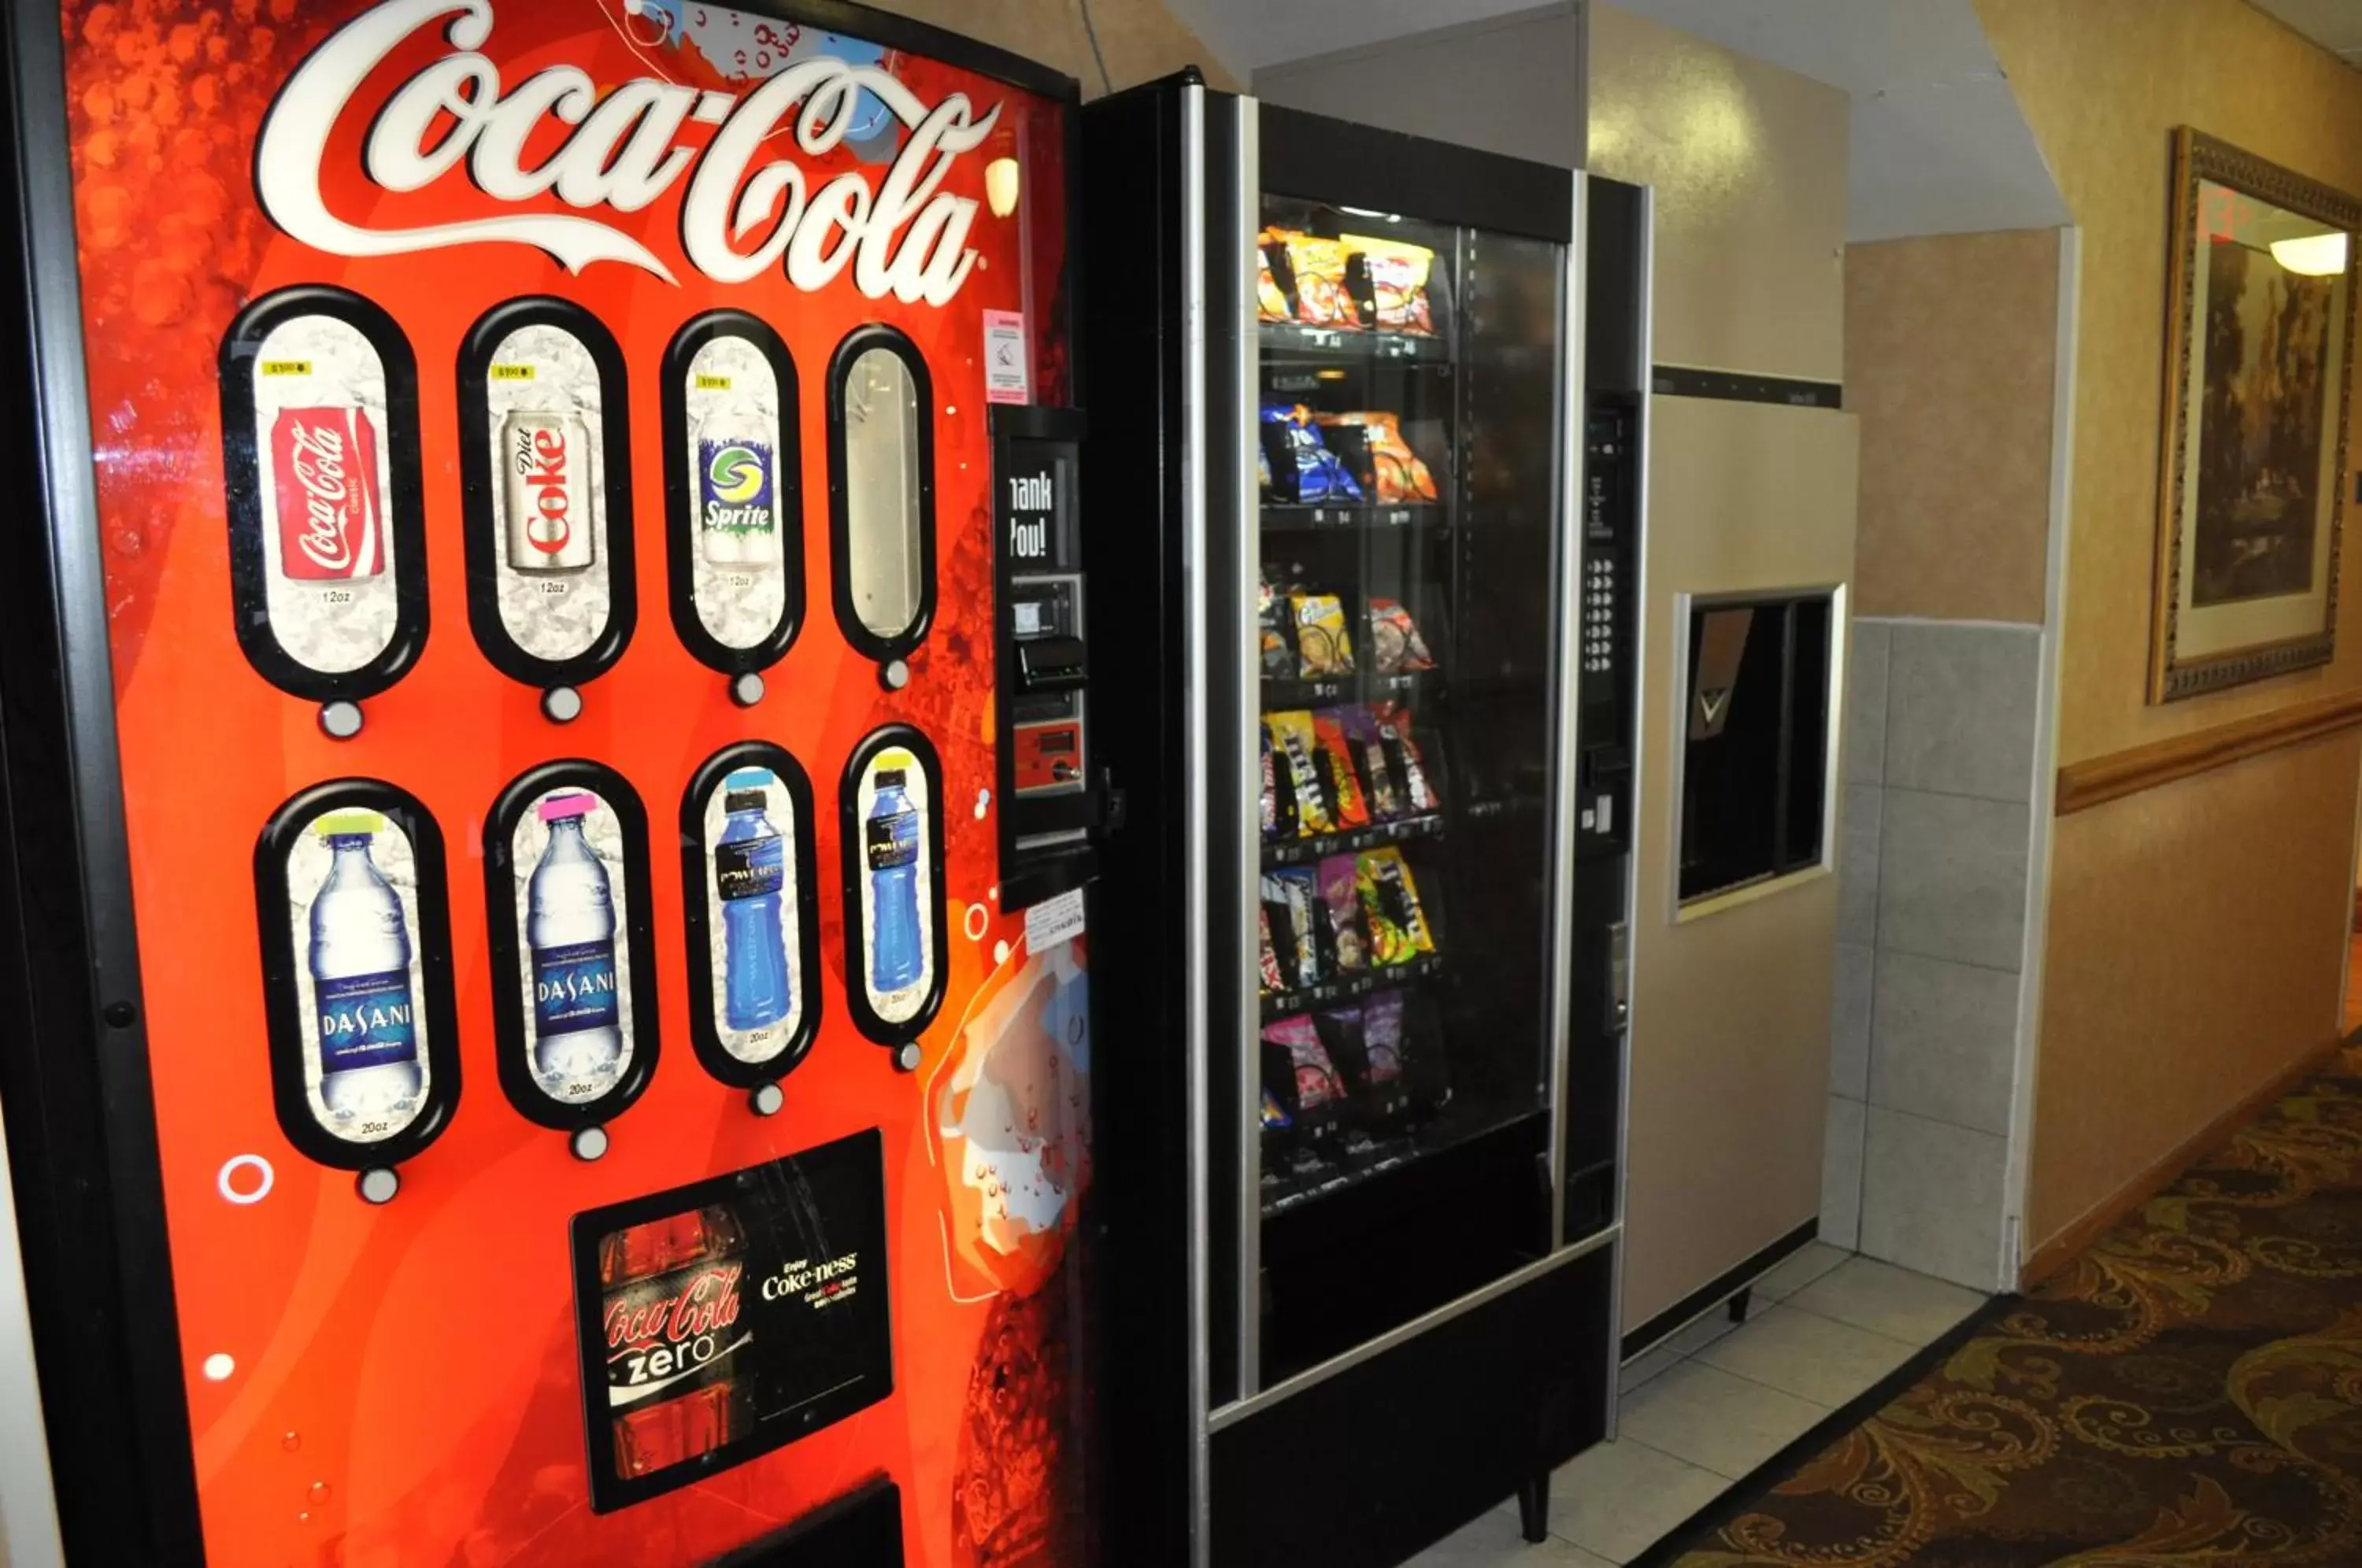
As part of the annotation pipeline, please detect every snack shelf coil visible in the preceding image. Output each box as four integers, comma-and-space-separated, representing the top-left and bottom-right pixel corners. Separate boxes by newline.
1261, 1105, 1545, 1230
1263, 812, 1443, 868
1261, 320, 1449, 364
1260, 952, 1445, 1023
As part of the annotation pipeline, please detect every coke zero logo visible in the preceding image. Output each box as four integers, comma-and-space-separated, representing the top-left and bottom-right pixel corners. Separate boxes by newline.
289, 419, 357, 571
255, 0, 1001, 302
605, 1264, 745, 1353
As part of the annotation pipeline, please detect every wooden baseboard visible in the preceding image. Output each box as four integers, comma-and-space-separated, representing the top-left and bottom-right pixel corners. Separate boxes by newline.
2020, 1033, 2345, 1286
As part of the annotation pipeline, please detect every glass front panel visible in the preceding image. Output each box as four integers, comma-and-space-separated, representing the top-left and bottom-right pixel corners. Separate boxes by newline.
1253, 194, 1566, 1383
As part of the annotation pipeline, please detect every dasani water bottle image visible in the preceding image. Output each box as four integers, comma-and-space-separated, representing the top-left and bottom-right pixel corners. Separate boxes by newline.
715, 767, 792, 1036
526, 792, 624, 1100
306, 811, 423, 1138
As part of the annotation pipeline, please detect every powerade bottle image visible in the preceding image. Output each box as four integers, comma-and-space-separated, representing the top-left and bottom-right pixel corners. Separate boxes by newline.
307, 812, 422, 1133
528, 793, 624, 1099
865, 767, 924, 994
716, 768, 791, 1033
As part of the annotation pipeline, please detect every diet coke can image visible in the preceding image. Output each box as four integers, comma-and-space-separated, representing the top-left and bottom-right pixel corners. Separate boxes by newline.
503, 410, 597, 572
271, 405, 385, 580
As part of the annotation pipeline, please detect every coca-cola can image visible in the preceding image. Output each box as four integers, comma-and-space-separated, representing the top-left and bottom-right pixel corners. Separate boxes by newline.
270, 406, 385, 580
502, 409, 597, 572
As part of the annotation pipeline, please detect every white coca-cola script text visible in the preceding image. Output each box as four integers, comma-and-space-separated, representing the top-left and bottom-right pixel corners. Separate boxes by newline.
288, 419, 360, 573
256, 0, 1002, 301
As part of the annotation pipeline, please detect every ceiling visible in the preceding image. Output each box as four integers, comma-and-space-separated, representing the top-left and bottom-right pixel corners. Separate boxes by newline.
2249, 0, 2362, 67
1167, 0, 2068, 241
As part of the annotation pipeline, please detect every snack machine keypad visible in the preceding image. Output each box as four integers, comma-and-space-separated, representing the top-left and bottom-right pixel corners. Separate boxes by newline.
1577, 399, 1638, 856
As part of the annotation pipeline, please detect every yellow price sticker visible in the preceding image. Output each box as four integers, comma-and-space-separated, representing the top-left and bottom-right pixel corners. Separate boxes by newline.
258, 360, 313, 377
490, 364, 536, 381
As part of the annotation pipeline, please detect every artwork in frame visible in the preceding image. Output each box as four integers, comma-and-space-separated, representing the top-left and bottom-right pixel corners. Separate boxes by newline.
2153, 128, 2360, 702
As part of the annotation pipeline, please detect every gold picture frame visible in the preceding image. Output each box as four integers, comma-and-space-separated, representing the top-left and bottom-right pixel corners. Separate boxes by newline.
2152, 128, 2360, 702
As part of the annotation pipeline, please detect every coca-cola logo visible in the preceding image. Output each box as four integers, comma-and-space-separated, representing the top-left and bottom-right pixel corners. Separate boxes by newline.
606, 1263, 745, 1353
288, 418, 357, 572
255, 0, 1001, 302
513, 424, 573, 555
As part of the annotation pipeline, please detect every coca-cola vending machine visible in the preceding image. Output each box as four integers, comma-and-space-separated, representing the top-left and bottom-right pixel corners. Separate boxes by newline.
0, 2, 1105, 1565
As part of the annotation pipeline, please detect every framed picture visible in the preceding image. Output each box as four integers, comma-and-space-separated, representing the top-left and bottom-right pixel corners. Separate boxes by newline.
2153, 128, 2360, 702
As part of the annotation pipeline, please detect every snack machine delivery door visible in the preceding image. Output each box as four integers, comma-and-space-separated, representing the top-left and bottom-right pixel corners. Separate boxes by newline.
0, 2, 1098, 1564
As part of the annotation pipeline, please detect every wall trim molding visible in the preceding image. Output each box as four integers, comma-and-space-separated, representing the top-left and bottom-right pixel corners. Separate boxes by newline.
2053, 688, 2362, 816
2020, 1031, 2343, 1287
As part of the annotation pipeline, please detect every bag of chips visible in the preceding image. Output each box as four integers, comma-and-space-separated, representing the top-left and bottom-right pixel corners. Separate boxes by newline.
1291, 593, 1356, 678
1257, 573, 1295, 679
1320, 999, 1410, 1126
1261, 867, 1324, 988
1278, 231, 1361, 328
1312, 709, 1370, 829
1368, 598, 1435, 675
1369, 701, 1439, 814
1356, 846, 1435, 966
1258, 726, 1279, 839
1318, 852, 1368, 973
1262, 1014, 1346, 1142
1257, 901, 1284, 994
1317, 411, 1437, 505
1256, 231, 1294, 323
1261, 402, 1363, 505
1265, 710, 1333, 837
1342, 234, 1438, 334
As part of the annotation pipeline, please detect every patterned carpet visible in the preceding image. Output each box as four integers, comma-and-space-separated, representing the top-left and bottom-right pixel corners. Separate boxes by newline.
1663, 1041, 2362, 1567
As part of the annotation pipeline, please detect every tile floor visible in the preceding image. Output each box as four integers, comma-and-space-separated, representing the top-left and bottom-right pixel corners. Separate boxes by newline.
1404, 1247, 1990, 1567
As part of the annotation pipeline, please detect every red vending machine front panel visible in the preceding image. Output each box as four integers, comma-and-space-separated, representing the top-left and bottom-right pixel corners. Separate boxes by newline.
56, 1, 1087, 1562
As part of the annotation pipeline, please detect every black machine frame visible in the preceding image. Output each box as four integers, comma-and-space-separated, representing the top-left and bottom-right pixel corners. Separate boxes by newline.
1083, 79, 1639, 1568
0, 1, 1083, 1563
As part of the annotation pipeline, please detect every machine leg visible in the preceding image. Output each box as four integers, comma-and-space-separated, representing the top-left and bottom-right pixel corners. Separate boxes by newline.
1729, 1285, 1753, 1324
1516, 1474, 1549, 1544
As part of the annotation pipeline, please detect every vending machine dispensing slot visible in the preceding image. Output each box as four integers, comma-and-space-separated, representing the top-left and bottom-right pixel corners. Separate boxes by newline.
993, 406, 1105, 911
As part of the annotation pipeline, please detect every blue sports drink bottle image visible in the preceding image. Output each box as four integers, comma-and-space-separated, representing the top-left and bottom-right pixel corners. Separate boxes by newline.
307, 811, 422, 1133
715, 767, 791, 1033
527, 792, 623, 1098
865, 767, 924, 994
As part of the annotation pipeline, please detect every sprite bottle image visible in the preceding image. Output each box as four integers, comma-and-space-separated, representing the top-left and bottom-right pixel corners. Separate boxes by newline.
715, 767, 791, 1034
307, 811, 422, 1134
696, 411, 779, 568
528, 793, 623, 1100
865, 767, 924, 994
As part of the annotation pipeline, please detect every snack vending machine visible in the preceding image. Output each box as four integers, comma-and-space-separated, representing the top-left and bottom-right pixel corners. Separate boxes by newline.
1080, 78, 1642, 1568
0, 2, 1104, 1564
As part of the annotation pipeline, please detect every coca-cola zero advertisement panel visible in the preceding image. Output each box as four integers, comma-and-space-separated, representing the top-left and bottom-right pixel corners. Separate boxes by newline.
571, 1130, 892, 1514
57, 0, 1089, 1562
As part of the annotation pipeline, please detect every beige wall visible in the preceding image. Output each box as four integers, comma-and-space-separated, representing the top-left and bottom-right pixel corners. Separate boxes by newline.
1975, 0, 2362, 1252
1847, 229, 2060, 624
872, 0, 1237, 94
1587, 3, 1847, 383
1590, 6, 1854, 1329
